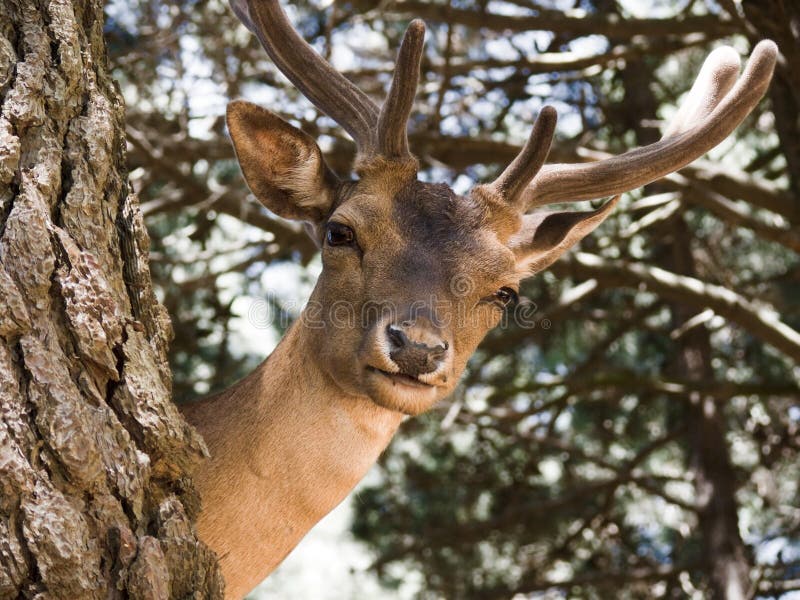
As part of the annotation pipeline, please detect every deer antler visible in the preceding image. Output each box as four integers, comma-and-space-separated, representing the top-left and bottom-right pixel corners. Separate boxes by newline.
232, 0, 775, 207
230, 0, 424, 165
522, 40, 778, 210
482, 105, 558, 208
378, 20, 426, 160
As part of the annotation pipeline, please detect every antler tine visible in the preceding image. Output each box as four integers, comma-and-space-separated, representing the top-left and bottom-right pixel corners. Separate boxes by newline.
377, 20, 426, 160
663, 46, 740, 137
232, 0, 380, 152
523, 40, 778, 210
486, 106, 557, 208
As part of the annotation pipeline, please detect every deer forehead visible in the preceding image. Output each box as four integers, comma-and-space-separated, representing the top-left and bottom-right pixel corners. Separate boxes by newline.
330, 179, 517, 286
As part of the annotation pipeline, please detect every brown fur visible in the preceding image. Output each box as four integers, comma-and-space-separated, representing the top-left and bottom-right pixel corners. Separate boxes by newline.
183, 325, 402, 598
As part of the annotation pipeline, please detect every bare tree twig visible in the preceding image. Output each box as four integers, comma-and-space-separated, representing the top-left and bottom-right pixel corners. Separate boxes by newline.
553, 253, 800, 360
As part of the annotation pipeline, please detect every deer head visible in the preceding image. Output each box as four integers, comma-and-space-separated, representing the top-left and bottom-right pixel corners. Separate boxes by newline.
226, 0, 776, 416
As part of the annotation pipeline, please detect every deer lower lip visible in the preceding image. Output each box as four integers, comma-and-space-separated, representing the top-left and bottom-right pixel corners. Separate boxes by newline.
367, 367, 433, 389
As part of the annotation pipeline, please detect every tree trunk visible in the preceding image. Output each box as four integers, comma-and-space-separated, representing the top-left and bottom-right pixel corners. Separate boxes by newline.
741, 0, 800, 204
0, 0, 223, 597
617, 46, 751, 597
669, 220, 751, 600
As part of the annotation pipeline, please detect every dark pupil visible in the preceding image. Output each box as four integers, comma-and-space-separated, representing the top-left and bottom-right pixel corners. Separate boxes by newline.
497, 288, 515, 305
327, 223, 354, 246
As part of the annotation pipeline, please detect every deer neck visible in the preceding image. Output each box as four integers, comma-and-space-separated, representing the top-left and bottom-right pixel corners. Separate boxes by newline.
183, 320, 404, 598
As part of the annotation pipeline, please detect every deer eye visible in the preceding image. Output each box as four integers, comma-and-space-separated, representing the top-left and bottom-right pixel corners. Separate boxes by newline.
325, 222, 356, 247
493, 287, 518, 308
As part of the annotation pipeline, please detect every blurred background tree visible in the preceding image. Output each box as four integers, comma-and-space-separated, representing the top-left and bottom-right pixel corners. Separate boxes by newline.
104, 0, 799, 597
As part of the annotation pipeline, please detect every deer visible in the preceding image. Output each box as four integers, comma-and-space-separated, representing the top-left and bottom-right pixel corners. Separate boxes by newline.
179, 0, 777, 596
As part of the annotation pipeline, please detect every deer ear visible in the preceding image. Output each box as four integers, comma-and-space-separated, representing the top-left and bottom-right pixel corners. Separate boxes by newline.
226, 100, 339, 224
510, 197, 618, 276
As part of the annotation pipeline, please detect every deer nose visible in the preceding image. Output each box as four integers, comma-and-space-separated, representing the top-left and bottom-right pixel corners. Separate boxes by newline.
386, 324, 449, 376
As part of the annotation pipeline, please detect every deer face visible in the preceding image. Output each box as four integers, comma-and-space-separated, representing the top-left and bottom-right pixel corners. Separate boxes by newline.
225, 1, 776, 415
307, 177, 521, 415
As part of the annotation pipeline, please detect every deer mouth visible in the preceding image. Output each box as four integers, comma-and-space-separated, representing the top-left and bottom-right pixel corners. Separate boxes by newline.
366, 366, 434, 389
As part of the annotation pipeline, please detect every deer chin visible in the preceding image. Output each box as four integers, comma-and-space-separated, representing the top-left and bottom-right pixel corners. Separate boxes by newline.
363, 366, 444, 416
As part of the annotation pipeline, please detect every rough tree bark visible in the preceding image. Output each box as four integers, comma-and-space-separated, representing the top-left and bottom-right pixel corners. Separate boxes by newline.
0, 0, 223, 597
